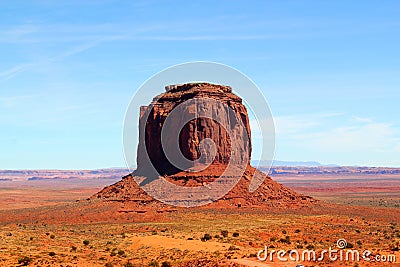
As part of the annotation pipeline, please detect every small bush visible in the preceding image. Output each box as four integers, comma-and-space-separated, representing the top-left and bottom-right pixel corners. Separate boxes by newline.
124, 262, 135, 267
306, 244, 315, 250
71, 245, 77, 251
50, 234, 55, 239
221, 230, 228, 238
118, 249, 125, 256
49, 251, 56, 256
110, 251, 117, 257
233, 232, 239, 237
148, 261, 159, 267
161, 262, 172, 267
294, 229, 301, 233
270, 237, 276, 242
282, 230, 287, 234
105, 263, 113, 267
201, 233, 212, 242
83, 240, 90, 246
279, 236, 291, 244
18, 256, 32, 266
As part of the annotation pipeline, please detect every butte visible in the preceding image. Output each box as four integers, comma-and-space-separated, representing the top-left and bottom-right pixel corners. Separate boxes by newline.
94, 83, 314, 210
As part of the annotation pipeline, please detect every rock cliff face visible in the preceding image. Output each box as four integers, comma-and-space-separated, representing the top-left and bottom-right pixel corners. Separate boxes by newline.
94, 82, 314, 208
136, 83, 251, 176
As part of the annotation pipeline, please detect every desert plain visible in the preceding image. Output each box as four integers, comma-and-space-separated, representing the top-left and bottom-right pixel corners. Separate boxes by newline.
0, 167, 399, 267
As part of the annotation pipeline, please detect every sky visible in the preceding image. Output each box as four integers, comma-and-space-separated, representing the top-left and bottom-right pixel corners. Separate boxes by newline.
0, 0, 399, 169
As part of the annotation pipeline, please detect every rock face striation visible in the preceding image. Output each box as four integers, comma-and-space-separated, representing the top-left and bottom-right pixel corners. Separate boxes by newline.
136, 83, 251, 176
94, 83, 314, 209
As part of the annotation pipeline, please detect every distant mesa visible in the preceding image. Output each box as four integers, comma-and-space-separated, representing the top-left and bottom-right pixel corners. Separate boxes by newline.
94, 83, 314, 209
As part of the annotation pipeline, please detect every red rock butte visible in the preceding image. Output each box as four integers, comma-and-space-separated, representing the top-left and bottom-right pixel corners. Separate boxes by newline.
94, 82, 315, 209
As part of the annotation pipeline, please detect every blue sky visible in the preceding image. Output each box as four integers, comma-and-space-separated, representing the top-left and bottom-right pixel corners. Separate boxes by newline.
0, 0, 399, 169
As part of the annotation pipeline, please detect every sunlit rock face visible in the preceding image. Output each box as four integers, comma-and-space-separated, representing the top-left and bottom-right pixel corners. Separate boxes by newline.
136, 82, 252, 176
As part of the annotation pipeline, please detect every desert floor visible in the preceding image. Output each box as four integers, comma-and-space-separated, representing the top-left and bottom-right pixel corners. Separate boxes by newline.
0, 174, 399, 267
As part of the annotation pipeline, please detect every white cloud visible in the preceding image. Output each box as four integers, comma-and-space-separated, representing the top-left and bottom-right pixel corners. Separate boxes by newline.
265, 112, 399, 166
274, 112, 343, 135
0, 64, 33, 80
305, 122, 398, 153
0, 94, 34, 108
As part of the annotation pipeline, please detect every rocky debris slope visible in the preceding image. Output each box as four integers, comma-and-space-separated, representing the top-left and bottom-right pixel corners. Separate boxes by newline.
94, 165, 314, 209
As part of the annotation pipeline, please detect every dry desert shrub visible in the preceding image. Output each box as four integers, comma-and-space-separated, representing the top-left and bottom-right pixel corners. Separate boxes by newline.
18, 256, 32, 266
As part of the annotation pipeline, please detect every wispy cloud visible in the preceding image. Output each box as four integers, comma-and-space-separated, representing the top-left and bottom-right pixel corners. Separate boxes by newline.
0, 24, 38, 43
269, 112, 400, 166
0, 94, 35, 108
304, 122, 398, 153
274, 112, 344, 135
0, 64, 33, 80
0, 23, 166, 81
0, 37, 116, 81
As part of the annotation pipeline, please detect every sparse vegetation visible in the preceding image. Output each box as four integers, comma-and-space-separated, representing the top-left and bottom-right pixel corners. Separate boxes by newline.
18, 256, 32, 266
148, 261, 159, 267
221, 230, 228, 238
306, 244, 315, 250
161, 262, 172, 267
201, 233, 212, 241
0, 176, 399, 267
279, 236, 291, 244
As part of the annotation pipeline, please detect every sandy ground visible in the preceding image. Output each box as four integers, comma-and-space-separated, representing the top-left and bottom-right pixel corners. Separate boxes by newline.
0, 174, 399, 266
